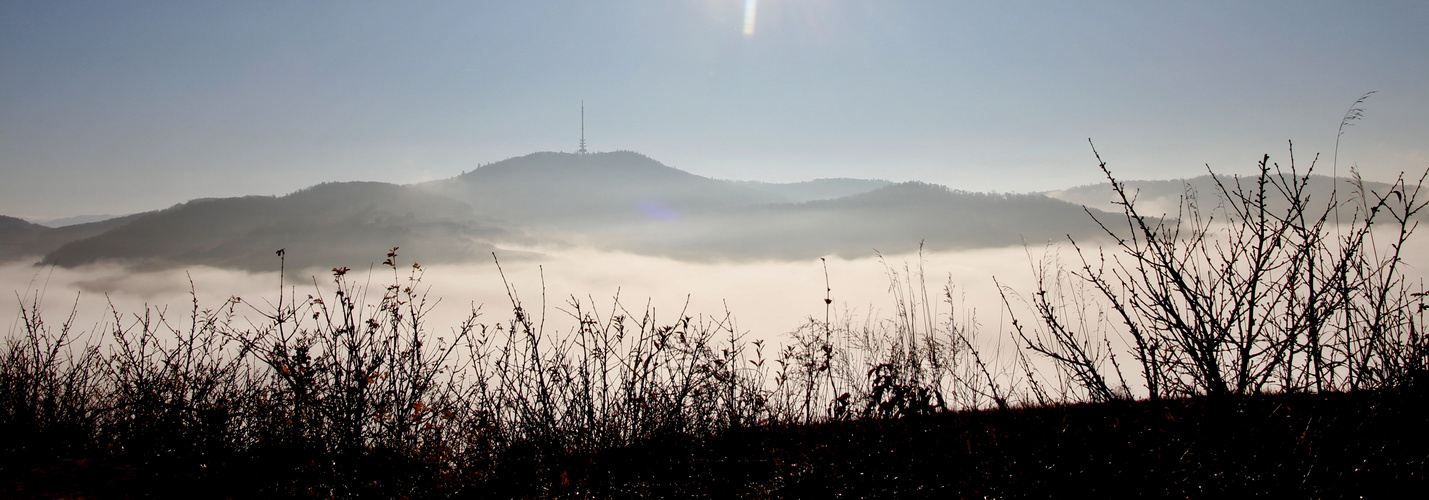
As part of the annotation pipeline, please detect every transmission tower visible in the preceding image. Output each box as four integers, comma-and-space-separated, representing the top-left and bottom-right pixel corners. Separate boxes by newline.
578, 101, 588, 154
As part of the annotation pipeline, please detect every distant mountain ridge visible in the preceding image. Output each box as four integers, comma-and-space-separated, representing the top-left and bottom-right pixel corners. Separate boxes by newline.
1, 214, 144, 264
418, 151, 785, 230
21, 214, 120, 228
728, 178, 894, 203
606, 181, 1118, 260
1044, 174, 1422, 221
2, 150, 1184, 271
36, 182, 513, 272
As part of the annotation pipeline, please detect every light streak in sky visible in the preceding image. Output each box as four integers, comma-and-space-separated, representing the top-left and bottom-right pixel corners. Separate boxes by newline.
743, 0, 758, 36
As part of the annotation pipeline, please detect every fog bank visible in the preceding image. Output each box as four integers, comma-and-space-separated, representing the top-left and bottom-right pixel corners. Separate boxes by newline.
3, 245, 1044, 345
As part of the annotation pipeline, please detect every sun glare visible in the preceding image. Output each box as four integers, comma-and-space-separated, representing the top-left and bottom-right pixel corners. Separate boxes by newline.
742, 0, 758, 36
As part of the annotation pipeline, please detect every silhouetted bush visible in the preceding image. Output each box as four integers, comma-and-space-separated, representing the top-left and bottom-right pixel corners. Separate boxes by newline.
1004, 142, 1428, 401
3, 145, 1426, 497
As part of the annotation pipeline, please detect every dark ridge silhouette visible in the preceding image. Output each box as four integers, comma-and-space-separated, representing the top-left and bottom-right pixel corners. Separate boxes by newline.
39, 182, 517, 272
0, 214, 144, 263
0, 217, 47, 262
417, 150, 785, 229
420, 152, 1116, 260
727, 178, 893, 203
14, 151, 1186, 270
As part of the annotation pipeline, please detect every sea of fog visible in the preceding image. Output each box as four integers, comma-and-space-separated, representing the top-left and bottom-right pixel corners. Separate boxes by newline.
7, 230, 1426, 375
2, 245, 1047, 349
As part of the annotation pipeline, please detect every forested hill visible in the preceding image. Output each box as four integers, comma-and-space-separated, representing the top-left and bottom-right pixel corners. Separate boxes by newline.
7, 151, 1148, 271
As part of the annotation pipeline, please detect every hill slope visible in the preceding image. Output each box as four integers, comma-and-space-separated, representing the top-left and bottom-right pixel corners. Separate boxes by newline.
601, 182, 1122, 260
11, 151, 1179, 270
1045, 173, 1424, 222
0, 214, 143, 263
728, 178, 892, 203
418, 151, 784, 230
40, 182, 514, 272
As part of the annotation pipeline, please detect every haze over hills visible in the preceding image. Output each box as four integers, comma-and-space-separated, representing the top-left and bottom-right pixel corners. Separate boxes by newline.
417, 151, 785, 231
416, 151, 1123, 260
728, 178, 895, 203
20, 214, 121, 228
0, 150, 1272, 271
0, 214, 144, 264
1045, 173, 1423, 221
601, 182, 1119, 261
37, 182, 516, 272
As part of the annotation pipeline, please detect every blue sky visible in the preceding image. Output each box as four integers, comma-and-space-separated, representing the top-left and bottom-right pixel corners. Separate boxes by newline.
3, 1, 1427, 219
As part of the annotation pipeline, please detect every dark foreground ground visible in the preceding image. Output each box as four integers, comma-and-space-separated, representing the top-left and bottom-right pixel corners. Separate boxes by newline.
5, 389, 1425, 498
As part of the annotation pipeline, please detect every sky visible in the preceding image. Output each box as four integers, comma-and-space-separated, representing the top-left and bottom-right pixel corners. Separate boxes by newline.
3, 1, 1427, 220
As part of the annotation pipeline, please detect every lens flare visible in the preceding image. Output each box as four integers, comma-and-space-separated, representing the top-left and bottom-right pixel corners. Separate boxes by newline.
742, 0, 757, 36
637, 200, 679, 221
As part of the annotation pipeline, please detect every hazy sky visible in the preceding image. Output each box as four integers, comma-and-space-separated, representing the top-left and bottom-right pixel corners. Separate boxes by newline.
3, 1, 1427, 219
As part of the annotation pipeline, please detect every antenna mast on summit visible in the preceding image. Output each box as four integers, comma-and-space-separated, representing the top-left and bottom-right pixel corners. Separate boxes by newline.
578, 101, 588, 154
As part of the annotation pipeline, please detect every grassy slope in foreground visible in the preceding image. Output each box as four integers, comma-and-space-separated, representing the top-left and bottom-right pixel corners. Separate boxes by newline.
4, 389, 1424, 498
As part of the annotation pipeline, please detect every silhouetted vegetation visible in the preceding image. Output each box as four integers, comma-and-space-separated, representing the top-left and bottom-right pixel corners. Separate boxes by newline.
3, 146, 1427, 497
1004, 142, 1428, 401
